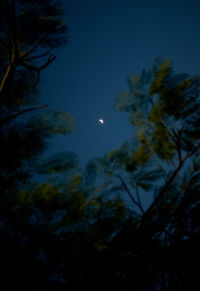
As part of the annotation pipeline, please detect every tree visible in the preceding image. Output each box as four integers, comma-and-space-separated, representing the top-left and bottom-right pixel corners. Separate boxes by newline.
115, 58, 200, 215
107, 57, 200, 289
0, 1, 76, 289
0, 3, 128, 290
0, 0, 74, 192
0, 0, 67, 97
75, 58, 200, 290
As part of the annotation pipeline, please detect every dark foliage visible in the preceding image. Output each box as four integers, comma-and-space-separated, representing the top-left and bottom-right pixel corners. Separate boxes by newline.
0, 2, 200, 290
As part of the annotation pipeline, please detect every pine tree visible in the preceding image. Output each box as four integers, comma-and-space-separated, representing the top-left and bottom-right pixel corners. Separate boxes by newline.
0, 0, 73, 192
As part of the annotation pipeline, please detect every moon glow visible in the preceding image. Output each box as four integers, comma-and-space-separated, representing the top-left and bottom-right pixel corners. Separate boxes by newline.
99, 119, 104, 124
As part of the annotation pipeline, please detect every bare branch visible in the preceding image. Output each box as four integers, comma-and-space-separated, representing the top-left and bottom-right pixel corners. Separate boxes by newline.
26, 49, 52, 62
21, 55, 56, 72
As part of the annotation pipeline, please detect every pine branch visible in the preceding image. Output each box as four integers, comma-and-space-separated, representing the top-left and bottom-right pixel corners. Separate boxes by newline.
0, 52, 56, 96
139, 141, 200, 226
23, 33, 50, 59
0, 104, 48, 127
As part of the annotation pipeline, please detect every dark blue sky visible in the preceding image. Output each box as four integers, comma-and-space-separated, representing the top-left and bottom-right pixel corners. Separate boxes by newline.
42, 0, 200, 166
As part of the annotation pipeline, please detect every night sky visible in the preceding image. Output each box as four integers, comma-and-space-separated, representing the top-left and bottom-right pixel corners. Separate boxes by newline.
41, 0, 200, 166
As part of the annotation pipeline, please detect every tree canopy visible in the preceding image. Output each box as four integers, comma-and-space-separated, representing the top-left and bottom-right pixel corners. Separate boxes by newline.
0, 2, 200, 290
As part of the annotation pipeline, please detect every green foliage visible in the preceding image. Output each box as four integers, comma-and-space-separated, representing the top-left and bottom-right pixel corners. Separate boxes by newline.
17, 182, 63, 211
38, 110, 74, 135
149, 58, 172, 95
62, 191, 86, 224
115, 57, 200, 164
152, 124, 175, 160
37, 151, 79, 175
133, 145, 151, 165
148, 101, 165, 123
66, 174, 83, 194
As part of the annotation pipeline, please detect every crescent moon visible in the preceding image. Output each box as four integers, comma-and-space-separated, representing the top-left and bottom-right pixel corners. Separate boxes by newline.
99, 119, 104, 124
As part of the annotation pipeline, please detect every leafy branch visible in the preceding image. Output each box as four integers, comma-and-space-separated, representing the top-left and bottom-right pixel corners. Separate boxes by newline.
140, 141, 200, 226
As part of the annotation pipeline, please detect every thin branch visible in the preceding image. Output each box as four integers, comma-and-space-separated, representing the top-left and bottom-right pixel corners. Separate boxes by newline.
23, 33, 50, 59
21, 55, 56, 72
185, 142, 200, 159
0, 51, 16, 96
0, 104, 48, 127
135, 185, 145, 214
29, 70, 40, 91
0, 1, 18, 96
171, 127, 182, 163
0, 49, 55, 97
25, 49, 52, 62
116, 174, 141, 211
145, 163, 182, 217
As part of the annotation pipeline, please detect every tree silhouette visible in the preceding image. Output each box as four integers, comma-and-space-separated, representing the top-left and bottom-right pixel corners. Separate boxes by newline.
1, 2, 200, 289
76, 58, 200, 290
108, 57, 200, 290
0, 1, 74, 289
0, 0, 73, 192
